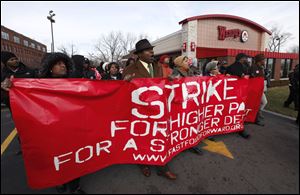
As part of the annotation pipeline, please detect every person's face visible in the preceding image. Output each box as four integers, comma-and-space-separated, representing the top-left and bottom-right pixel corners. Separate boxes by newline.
164, 58, 170, 64
129, 60, 135, 66
257, 60, 265, 67
181, 57, 189, 71
139, 49, 154, 64
210, 67, 220, 76
83, 63, 89, 69
51, 61, 67, 77
239, 57, 248, 64
110, 64, 118, 75
6, 57, 19, 68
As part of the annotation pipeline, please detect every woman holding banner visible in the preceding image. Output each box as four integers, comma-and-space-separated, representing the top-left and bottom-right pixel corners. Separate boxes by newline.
2, 52, 87, 194
171, 55, 205, 155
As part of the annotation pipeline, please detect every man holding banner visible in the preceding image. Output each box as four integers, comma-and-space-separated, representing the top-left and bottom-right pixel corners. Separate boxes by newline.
122, 39, 177, 180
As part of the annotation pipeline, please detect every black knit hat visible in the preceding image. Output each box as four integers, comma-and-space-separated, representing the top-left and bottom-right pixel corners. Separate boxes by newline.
1, 51, 17, 65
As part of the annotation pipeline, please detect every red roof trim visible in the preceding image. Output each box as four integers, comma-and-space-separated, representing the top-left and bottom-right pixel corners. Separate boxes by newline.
196, 47, 299, 59
179, 14, 272, 35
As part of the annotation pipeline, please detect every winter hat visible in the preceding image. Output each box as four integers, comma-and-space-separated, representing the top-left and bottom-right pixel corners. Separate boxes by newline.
1, 51, 17, 65
174, 56, 187, 67
205, 61, 218, 73
102, 62, 109, 71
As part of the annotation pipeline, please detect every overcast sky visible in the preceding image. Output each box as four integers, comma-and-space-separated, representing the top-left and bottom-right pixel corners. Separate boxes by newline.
1, 1, 299, 56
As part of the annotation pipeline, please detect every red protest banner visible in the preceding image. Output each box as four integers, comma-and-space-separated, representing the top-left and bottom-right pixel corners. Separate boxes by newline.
9, 75, 263, 189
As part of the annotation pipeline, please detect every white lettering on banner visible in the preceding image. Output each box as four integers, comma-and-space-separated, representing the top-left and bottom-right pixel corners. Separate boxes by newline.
130, 120, 150, 136
53, 140, 112, 171
150, 139, 165, 152
224, 115, 243, 125
224, 78, 237, 100
111, 120, 129, 137
229, 102, 245, 114
54, 152, 72, 171
182, 81, 200, 109
165, 84, 180, 112
132, 78, 238, 119
153, 121, 167, 137
132, 153, 167, 162
206, 80, 222, 102
75, 146, 93, 163
123, 138, 138, 151
131, 86, 164, 119
111, 120, 168, 137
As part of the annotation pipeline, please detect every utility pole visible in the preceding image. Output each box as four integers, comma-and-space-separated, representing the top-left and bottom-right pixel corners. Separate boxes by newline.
47, 10, 55, 53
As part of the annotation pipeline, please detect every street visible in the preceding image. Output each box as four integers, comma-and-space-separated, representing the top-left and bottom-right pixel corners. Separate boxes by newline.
1, 107, 299, 194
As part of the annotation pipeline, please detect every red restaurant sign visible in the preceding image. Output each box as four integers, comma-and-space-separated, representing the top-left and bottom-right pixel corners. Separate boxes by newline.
218, 26, 241, 41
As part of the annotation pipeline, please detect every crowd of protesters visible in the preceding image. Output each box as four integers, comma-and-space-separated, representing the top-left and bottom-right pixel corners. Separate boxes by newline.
1, 38, 299, 194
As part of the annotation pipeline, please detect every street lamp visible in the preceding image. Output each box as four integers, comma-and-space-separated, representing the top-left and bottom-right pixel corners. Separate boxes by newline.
47, 10, 55, 53
275, 35, 283, 53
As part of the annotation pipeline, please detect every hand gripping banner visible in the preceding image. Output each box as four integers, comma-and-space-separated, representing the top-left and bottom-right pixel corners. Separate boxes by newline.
10, 75, 263, 189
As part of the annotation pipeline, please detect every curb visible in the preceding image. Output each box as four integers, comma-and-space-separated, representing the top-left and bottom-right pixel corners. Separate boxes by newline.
263, 110, 297, 120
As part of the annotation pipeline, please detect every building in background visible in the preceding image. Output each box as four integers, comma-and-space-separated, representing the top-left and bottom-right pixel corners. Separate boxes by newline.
1, 25, 47, 70
125, 14, 299, 86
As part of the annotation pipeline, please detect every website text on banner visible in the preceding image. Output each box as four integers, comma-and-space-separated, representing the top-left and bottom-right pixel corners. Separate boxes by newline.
10, 76, 263, 189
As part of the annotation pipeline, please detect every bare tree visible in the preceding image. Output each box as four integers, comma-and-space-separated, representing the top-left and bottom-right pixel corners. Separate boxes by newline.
87, 52, 103, 66
94, 31, 122, 62
93, 31, 150, 62
57, 43, 78, 57
268, 25, 293, 52
119, 32, 137, 57
57, 45, 68, 55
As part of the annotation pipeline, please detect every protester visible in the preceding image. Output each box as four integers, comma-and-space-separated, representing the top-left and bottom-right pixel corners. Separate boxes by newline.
168, 56, 175, 70
72, 55, 100, 80
122, 39, 176, 180
218, 60, 228, 74
126, 57, 135, 67
205, 61, 220, 76
82, 58, 101, 80
1, 51, 36, 155
159, 55, 172, 78
101, 62, 110, 77
39, 52, 86, 194
250, 54, 267, 126
226, 53, 251, 139
293, 64, 299, 124
284, 64, 299, 111
1, 51, 36, 110
2, 52, 86, 194
96, 61, 105, 75
226, 53, 250, 77
189, 58, 201, 76
102, 62, 122, 80
202, 58, 218, 75
171, 55, 204, 155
